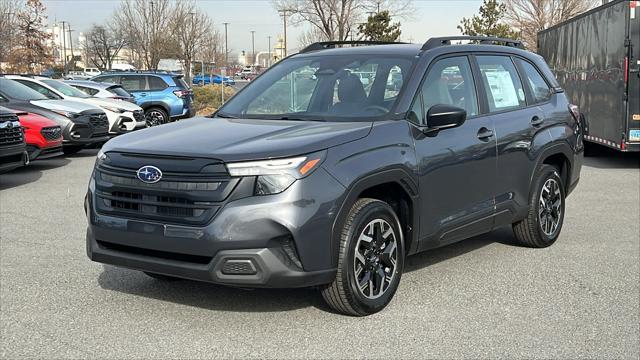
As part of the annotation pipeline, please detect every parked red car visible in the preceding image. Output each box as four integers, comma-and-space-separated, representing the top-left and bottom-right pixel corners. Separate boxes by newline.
13, 110, 64, 161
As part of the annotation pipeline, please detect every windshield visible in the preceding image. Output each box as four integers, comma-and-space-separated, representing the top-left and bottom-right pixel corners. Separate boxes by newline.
0, 78, 49, 101
42, 79, 91, 98
219, 54, 414, 121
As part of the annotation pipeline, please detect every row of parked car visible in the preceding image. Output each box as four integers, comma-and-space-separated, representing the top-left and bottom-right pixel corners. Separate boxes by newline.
0, 71, 195, 174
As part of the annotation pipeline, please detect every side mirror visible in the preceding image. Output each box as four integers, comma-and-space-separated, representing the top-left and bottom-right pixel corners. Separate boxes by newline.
426, 104, 467, 131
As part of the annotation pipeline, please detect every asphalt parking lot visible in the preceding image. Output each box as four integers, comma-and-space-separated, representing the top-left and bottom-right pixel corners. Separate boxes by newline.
1, 147, 638, 359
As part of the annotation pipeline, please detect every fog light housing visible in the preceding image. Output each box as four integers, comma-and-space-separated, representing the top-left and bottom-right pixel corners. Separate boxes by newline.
70, 131, 81, 139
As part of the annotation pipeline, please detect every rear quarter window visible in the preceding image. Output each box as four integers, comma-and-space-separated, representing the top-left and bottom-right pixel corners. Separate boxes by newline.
147, 76, 168, 90
172, 77, 189, 89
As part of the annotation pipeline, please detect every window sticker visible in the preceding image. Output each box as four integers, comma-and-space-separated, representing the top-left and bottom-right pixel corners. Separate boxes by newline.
629, 129, 640, 142
484, 70, 520, 109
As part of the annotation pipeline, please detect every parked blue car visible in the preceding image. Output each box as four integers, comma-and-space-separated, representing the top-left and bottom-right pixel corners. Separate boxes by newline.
192, 74, 235, 86
92, 72, 194, 125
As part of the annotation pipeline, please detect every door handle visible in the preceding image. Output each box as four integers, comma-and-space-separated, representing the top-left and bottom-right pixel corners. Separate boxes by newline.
531, 115, 544, 126
477, 127, 494, 140
139, 93, 147, 97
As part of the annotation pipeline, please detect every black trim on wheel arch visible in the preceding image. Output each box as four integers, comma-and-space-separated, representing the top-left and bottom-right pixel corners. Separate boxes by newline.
141, 102, 171, 116
330, 168, 419, 268
529, 141, 574, 197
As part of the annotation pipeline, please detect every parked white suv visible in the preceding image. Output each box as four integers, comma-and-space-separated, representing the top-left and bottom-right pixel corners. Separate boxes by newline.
7, 76, 146, 134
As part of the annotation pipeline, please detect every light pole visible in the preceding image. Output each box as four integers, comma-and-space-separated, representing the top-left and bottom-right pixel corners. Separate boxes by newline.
223, 22, 229, 67
267, 36, 271, 67
67, 27, 75, 71
61, 21, 67, 72
250, 30, 255, 66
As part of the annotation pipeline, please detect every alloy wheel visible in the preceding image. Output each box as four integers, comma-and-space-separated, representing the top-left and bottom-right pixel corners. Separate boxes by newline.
539, 178, 562, 236
353, 219, 398, 300
146, 110, 165, 127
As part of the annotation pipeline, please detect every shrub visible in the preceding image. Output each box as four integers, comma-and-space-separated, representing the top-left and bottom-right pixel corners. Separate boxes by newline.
192, 85, 236, 116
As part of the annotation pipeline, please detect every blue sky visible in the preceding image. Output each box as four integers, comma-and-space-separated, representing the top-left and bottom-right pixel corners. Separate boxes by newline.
43, 0, 483, 54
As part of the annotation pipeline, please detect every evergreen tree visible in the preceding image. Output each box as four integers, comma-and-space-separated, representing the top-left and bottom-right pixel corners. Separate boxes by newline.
358, 11, 401, 42
458, 0, 518, 39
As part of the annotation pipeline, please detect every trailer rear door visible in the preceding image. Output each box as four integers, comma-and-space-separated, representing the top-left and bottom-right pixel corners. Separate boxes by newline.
627, 1, 640, 147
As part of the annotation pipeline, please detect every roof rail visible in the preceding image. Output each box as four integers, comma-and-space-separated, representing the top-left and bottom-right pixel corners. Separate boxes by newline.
300, 40, 406, 53
422, 36, 524, 51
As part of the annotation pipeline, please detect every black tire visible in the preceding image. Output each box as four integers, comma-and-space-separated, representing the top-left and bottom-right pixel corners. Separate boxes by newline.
321, 198, 405, 316
513, 165, 566, 248
145, 107, 169, 126
63, 145, 83, 155
143, 272, 180, 281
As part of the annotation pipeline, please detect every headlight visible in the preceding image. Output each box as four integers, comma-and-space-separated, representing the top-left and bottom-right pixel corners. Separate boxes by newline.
226, 152, 325, 195
102, 106, 125, 114
52, 110, 80, 119
97, 149, 106, 160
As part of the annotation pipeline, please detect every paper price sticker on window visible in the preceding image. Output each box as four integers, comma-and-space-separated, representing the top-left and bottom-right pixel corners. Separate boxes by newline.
630, 130, 640, 142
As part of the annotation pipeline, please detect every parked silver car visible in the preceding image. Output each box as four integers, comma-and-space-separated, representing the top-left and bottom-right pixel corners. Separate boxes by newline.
64, 80, 135, 103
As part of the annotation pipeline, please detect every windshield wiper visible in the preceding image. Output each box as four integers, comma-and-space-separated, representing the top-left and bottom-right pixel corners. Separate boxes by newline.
215, 112, 237, 119
277, 116, 325, 122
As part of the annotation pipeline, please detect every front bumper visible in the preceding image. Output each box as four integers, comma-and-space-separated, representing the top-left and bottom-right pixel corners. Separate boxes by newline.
62, 121, 109, 146
107, 111, 146, 134
85, 167, 345, 288
0, 143, 28, 173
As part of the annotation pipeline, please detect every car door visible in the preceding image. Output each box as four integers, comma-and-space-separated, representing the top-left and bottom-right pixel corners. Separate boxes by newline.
119, 75, 148, 105
412, 55, 498, 249
474, 55, 547, 226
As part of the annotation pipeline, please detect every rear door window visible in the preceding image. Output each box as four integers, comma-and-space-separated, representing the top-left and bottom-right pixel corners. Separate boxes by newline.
120, 75, 146, 92
476, 55, 526, 112
107, 86, 131, 97
74, 85, 98, 95
515, 59, 552, 103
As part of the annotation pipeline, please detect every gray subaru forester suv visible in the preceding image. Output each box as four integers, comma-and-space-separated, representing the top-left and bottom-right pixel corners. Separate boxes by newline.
86, 37, 583, 316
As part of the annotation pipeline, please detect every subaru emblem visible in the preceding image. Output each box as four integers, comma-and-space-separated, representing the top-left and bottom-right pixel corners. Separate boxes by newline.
136, 165, 162, 184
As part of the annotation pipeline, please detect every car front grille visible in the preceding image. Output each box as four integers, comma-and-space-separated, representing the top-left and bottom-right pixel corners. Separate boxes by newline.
94, 158, 237, 225
89, 113, 109, 134
40, 126, 62, 141
0, 115, 24, 146
133, 110, 144, 122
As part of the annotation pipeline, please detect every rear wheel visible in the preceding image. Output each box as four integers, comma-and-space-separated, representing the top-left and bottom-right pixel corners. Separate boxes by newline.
513, 165, 566, 247
145, 107, 169, 126
321, 198, 404, 316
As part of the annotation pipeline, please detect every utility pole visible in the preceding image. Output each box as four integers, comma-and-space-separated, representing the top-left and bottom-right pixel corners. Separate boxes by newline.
278, 9, 293, 57
61, 21, 67, 72
250, 30, 255, 66
67, 27, 75, 71
267, 36, 271, 67
223, 22, 229, 67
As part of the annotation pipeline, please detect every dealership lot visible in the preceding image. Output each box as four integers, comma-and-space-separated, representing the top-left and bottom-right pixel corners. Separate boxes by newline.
1, 149, 638, 358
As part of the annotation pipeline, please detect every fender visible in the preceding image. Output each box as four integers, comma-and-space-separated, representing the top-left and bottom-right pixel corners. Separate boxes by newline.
528, 140, 574, 198
140, 101, 170, 115
329, 167, 420, 267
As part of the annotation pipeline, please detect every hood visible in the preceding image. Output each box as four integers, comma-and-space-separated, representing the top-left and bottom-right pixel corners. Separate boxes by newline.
83, 97, 142, 111
13, 111, 58, 128
3, 101, 71, 127
30, 99, 103, 113
103, 116, 372, 162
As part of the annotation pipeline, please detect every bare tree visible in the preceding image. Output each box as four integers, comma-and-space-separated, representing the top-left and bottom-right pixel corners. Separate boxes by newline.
503, 0, 599, 50
113, 0, 175, 70
273, 0, 412, 42
83, 25, 127, 70
172, 1, 214, 82
298, 27, 329, 47
0, 0, 23, 68
196, 30, 223, 66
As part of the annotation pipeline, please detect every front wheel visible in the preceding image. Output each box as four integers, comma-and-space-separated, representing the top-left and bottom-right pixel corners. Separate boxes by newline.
321, 198, 404, 316
145, 107, 169, 127
513, 165, 566, 247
